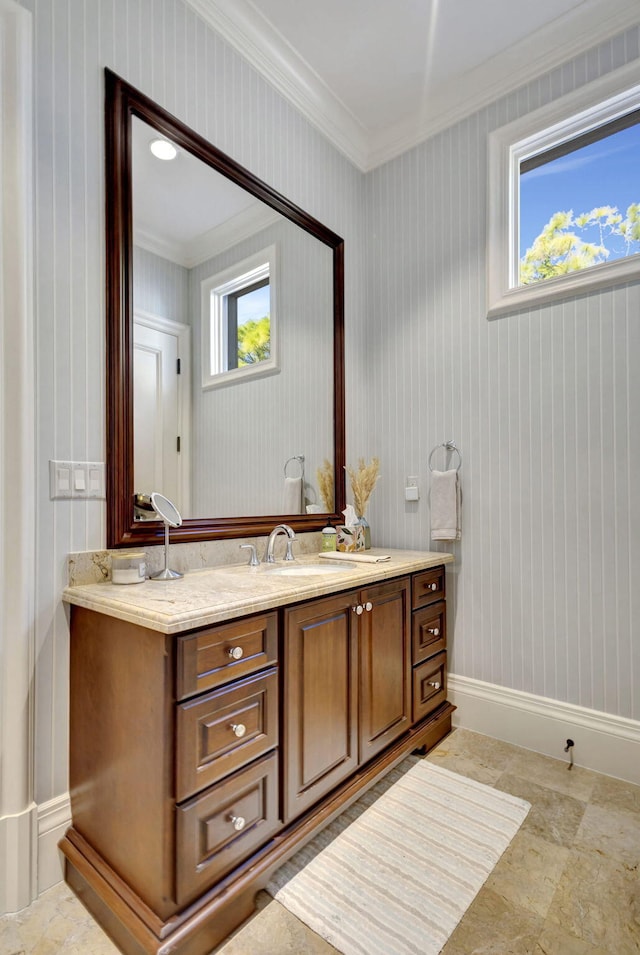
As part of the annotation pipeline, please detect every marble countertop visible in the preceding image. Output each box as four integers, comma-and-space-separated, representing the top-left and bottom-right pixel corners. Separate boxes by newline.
63, 548, 453, 633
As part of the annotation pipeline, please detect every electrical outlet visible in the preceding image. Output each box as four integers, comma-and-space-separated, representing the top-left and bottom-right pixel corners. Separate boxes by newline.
405, 475, 419, 501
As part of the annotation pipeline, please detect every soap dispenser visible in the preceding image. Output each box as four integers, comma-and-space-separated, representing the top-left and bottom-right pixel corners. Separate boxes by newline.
321, 523, 337, 552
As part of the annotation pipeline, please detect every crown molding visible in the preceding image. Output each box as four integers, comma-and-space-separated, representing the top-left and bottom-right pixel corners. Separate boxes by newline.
368, 0, 640, 169
184, 0, 369, 169
186, 0, 640, 172
135, 203, 281, 268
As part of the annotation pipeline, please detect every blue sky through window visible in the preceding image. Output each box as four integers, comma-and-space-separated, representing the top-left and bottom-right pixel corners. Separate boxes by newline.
520, 121, 640, 260
236, 284, 270, 326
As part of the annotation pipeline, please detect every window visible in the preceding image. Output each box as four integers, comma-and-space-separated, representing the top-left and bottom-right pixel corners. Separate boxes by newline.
201, 246, 278, 389
487, 62, 640, 317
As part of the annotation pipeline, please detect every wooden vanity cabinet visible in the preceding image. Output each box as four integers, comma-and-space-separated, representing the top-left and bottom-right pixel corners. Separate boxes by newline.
61, 564, 453, 955
283, 576, 413, 823
411, 566, 448, 720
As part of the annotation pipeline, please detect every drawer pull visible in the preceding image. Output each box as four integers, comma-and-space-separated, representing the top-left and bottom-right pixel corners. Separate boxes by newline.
364, 601, 373, 612
427, 627, 440, 636
228, 646, 244, 660
230, 723, 247, 738
229, 814, 246, 832
352, 604, 364, 615
429, 582, 438, 591
427, 680, 441, 690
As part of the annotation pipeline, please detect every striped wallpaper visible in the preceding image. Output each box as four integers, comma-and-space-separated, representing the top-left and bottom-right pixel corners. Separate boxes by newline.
361, 31, 640, 723
20, 0, 639, 821
25, 0, 363, 806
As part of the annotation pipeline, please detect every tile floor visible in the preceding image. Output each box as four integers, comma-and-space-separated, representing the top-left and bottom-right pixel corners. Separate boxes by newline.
2, 728, 639, 955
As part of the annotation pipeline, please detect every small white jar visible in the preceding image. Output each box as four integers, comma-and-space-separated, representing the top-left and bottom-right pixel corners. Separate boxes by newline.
111, 551, 147, 585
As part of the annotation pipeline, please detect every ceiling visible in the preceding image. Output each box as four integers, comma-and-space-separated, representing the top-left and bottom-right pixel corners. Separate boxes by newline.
186, 0, 640, 170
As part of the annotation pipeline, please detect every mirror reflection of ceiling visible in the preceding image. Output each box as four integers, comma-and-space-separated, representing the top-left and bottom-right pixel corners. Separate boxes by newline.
132, 116, 279, 267
191, 0, 638, 169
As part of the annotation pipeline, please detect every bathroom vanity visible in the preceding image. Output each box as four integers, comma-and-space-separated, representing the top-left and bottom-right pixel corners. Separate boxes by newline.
61, 549, 454, 955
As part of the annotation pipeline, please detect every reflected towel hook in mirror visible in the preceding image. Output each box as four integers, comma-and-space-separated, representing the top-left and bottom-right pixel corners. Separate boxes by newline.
149, 492, 183, 580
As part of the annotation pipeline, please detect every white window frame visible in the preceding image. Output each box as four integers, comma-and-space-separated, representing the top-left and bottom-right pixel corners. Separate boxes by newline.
487, 61, 640, 318
201, 245, 278, 389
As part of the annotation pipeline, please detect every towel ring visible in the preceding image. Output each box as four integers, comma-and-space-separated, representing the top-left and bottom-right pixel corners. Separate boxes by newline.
284, 455, 305, 479
428, 441, 462, 472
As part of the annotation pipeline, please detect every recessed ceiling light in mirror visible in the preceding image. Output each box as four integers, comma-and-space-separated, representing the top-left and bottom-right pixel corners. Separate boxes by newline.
149, 138, 177, 161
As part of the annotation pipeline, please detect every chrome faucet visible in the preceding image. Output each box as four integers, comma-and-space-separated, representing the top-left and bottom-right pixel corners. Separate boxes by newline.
264, 523, 296, 563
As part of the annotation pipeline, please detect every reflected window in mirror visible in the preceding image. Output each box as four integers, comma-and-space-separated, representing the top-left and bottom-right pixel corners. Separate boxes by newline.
202, 246, 279, 389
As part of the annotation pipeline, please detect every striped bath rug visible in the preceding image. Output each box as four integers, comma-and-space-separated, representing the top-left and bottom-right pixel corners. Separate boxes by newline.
266, 757, 530, 955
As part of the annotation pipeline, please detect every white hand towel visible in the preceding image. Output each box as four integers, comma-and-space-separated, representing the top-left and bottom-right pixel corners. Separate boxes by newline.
283, 476, 303, 514
430, 469, 461, 541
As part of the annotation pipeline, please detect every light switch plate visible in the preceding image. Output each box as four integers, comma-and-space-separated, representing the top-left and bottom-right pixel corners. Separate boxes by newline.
49, 460, 105, 500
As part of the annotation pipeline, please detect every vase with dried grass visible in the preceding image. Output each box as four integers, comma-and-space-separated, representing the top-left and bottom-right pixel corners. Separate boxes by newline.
345, 457, 380, 549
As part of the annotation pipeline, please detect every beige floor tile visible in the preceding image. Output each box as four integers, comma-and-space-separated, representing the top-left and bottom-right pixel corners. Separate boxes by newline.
506, 749, 598, 802
425, 728, 521, 784
483, 830, 570, 918
589, 772, 640, 815
533, 923, 612, 954
5, 732, 636, 955
494, 773, 586, 847
441, 886, 544, 955
215, 892, 338, 954
544, 847, 640, 953
574, 802, 640, 867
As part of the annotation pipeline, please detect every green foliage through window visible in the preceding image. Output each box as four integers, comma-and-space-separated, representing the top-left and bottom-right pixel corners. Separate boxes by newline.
238, 316, 271, 366
520, 203, 640, 285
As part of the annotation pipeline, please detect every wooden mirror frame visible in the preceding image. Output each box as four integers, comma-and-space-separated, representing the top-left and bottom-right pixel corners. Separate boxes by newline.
105, 69, 345, 547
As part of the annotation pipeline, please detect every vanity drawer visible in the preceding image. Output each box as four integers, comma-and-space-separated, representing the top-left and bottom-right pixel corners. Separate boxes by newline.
412, 601, 446, 664
175, 751, 279, 904
177, 612, 278, 700
176, 669, 278, 801
412, 652, 447, 722
412, 566, 445, 609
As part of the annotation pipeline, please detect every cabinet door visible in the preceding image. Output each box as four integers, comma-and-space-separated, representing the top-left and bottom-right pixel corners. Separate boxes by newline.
283, 591, 358, 823
359, 577, 411, 763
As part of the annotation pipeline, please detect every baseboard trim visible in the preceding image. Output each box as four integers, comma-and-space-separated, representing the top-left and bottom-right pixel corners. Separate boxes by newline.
0, 803, 37, 914
37, 793, 70, 894
448, 674, 640, 785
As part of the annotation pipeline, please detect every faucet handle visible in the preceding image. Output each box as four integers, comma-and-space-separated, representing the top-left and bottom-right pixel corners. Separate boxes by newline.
284, 538, 297, 562
239, 543, 259, 567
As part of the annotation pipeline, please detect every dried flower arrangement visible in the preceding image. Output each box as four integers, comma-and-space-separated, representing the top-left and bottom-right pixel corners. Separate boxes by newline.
346, 457, 380, 517
316, 458, 334, 512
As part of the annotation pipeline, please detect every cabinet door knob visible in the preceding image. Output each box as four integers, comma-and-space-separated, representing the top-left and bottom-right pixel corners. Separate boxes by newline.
352, 604, 364, 615
364, 601, 373, 612
229, 814, 246, 832
228, 646, 244, 660
230, 723, 246, 738
427, 680, 441, 690
427, 627, 440, 636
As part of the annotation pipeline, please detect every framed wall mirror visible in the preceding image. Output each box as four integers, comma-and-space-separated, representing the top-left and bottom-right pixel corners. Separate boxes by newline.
105, 69, 345, 547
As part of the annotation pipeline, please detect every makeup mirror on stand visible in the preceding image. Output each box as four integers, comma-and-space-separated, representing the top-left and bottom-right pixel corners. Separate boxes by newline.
149, 492, 183, 580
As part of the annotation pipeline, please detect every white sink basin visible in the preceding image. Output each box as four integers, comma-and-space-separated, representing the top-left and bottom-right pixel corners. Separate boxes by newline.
266, 561, 354, 576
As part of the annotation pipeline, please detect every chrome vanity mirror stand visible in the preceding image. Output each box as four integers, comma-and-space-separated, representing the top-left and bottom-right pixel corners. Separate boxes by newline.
149, 492, 183, 580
